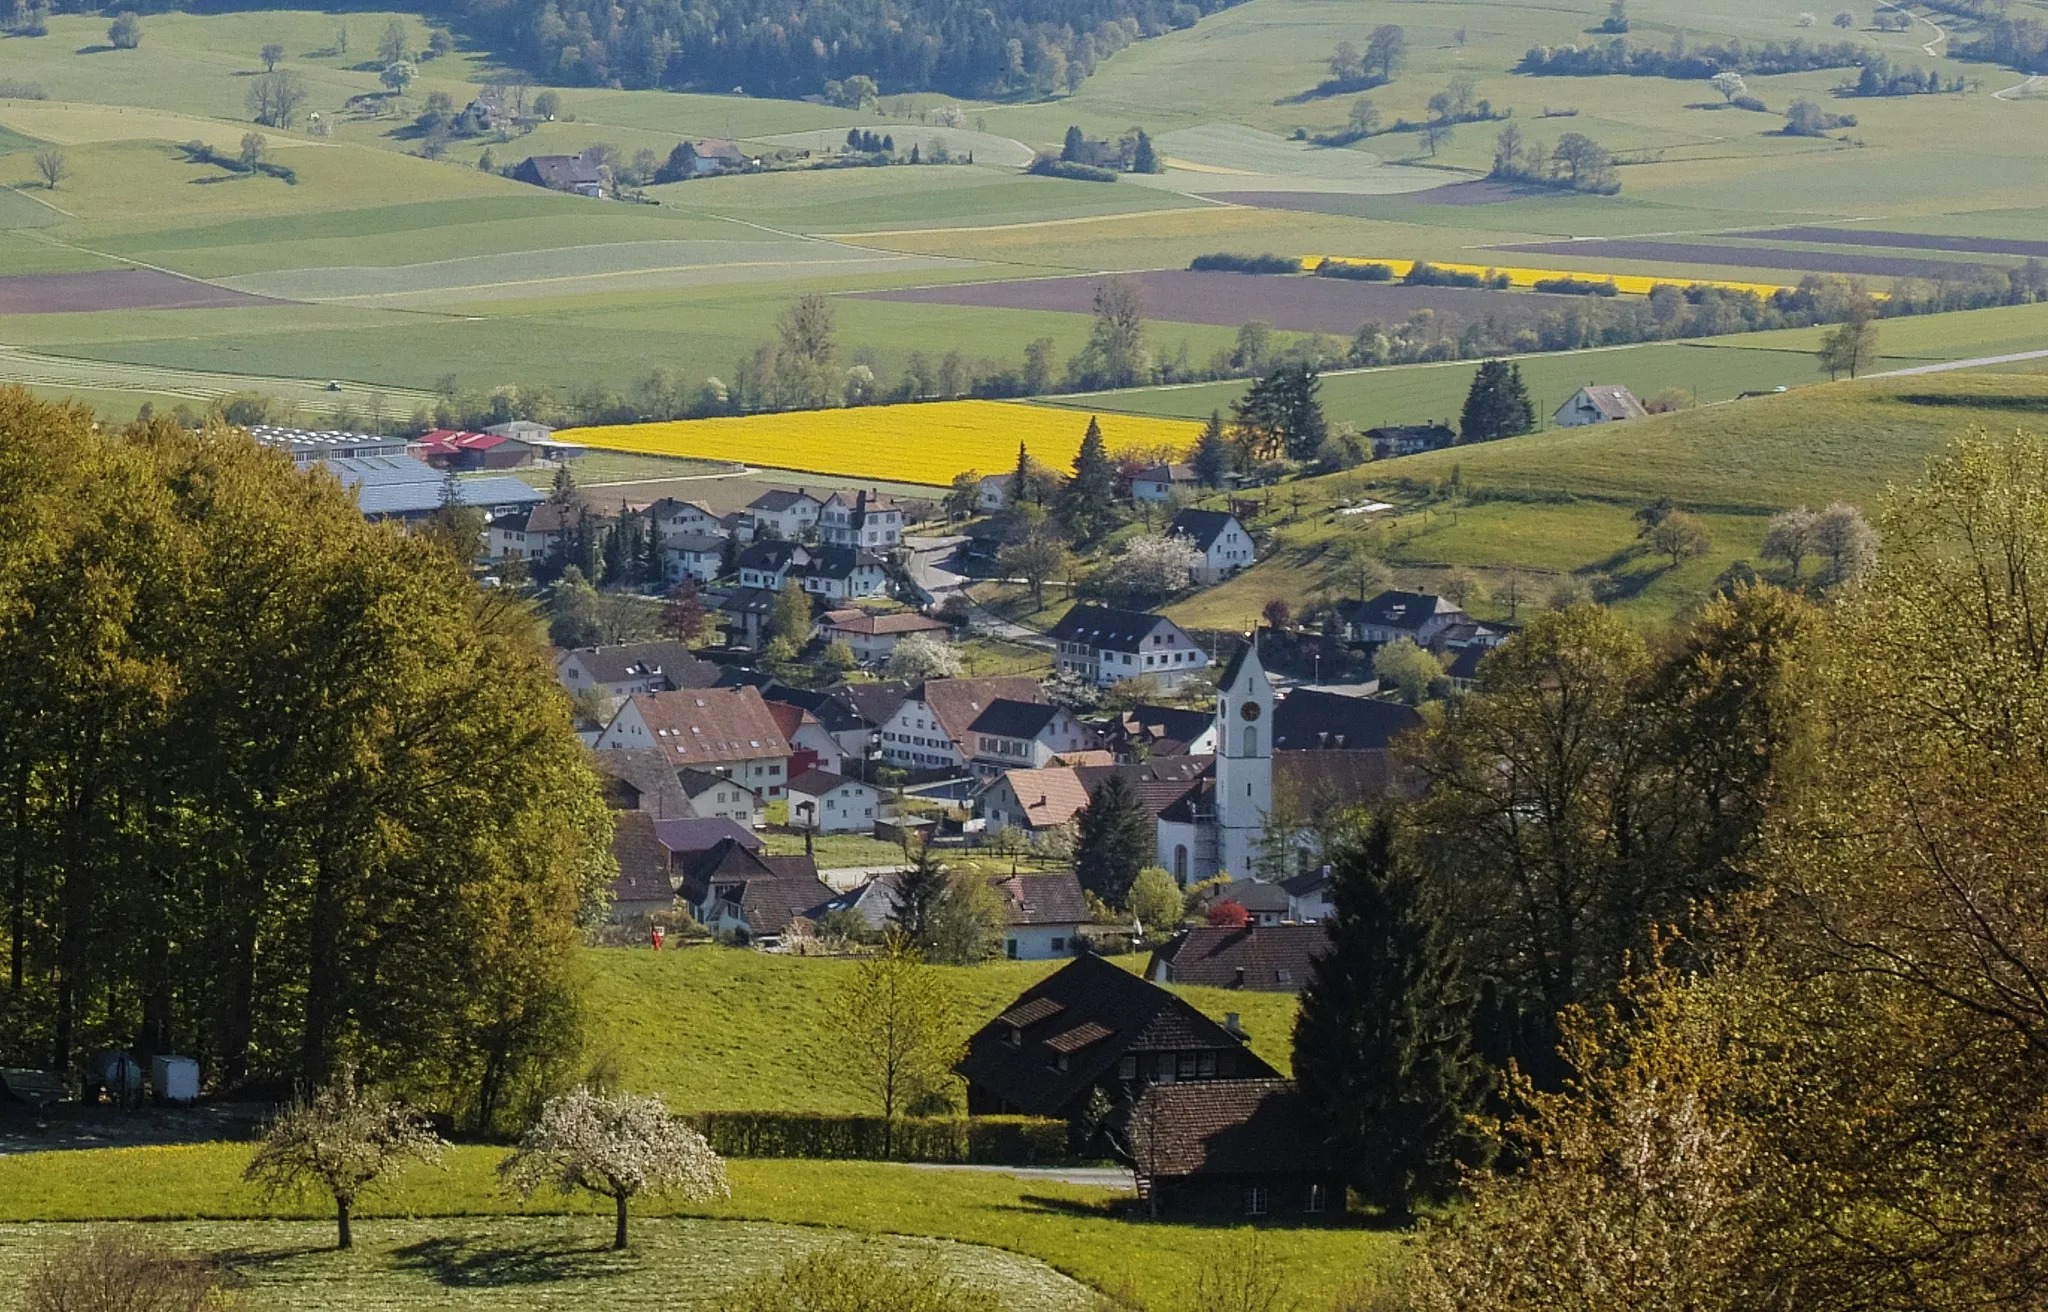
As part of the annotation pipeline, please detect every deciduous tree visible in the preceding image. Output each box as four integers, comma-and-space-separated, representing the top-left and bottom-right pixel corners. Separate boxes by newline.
244, 1064, 446, 1249
1364, 24, 1406, 81
830, 936, 958, 1146
500, 1086, 728, 1249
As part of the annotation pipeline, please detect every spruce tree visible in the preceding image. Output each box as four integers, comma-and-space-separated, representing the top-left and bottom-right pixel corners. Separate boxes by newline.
1292, 815, 1492, 1220
1192, 410, 1229, 488
1058, 415, 1118, 543
891, 840, 948, 951
1061, 125, 1085, 162
1073, 773, 1150, 907
1131, 128, 1159, 173
1502, 362, 1536, 436
1006, 440, 1032, 506
1459, 359, 1537, 443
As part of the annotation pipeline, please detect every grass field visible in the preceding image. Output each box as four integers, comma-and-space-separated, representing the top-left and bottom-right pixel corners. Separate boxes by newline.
0, 1148, 1394, 1309
563, 401, 1205, 486
581, 946, 1300, 1115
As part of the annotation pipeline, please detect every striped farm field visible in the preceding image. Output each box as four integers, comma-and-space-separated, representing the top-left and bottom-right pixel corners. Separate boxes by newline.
1307, 257, 1794, 299
561, 402, 1203, 486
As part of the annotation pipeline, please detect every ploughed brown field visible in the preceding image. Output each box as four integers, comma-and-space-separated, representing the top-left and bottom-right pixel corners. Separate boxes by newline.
1491, 238, 2009, 281
1738, 227, 2048, 259
859, 269, 1585, 336
0, 269, 279, 314
1209, 181, 1535, 214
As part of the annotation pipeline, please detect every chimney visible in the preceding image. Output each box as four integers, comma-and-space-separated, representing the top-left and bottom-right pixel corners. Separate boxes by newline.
1225, 1011, 1243, 1036
1233, 967, 1246, 989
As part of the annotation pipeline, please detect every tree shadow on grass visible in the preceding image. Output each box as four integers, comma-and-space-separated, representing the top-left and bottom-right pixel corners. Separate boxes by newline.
74, 44, 116, 54
390, 1233, 629, 1288
1012, 1193, 1392, 1231
212, 1242, 337, 1268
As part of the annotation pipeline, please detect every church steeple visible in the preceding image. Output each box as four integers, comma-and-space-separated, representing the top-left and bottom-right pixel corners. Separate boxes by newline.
1213, 635, 1273, 878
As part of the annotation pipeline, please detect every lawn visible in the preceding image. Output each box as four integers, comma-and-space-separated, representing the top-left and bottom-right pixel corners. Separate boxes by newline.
0, 1216, 1089, 1312
0, 1148, 1396, 1309
579, 945, 1300, 1116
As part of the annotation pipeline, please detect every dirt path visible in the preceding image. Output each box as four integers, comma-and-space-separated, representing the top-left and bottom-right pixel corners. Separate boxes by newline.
1992, 73, 2048, 101
1868, 348, 2048, 377
1877, 0, 1947, 56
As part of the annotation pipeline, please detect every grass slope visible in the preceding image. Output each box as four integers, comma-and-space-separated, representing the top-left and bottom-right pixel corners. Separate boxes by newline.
0, 1147, 1393, 1309
581, 946, 1300, 1115
1168, 372, 2048, 628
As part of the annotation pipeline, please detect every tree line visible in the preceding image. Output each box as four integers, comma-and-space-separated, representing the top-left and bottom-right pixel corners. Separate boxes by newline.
1294, 428, 2048, 1311
1517, 33, 1867, 78
0, 391, 613, 1132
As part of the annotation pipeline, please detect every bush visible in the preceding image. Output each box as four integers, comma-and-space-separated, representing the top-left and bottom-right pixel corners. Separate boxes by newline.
686, 1112, 1068, 1164
1316, 260, 1397, 282
0, 79, 48, 99
1730, 94, 1770, 111
1189, 252, 1303, 274
22, 1230, 244, 1312
1405, 261, 1511, 289
1531, 276, 1621, 296
1025, 155, 1119, 182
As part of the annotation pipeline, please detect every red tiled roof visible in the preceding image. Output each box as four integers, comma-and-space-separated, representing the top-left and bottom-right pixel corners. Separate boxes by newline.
628, 686, 791, 767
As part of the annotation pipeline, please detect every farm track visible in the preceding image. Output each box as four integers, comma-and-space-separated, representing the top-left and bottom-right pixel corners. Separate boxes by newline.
1992, 74, 2048, 100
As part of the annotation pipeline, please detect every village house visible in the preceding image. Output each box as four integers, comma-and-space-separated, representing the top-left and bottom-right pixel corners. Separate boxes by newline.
1049, 605, 1211, 690
747, 488, 824, 539
976, 757, 1211, 848
819, 609, 951, 665
976, 474, 1010, 512
990, 872, 1089, 960
511, 154, 605, 197
674, 138, 751, 175
1364, 422, 1456, 459
1148, 923, 1330, 992
1554, 384, 1649, 428
1125, 1080, 1343, 1219
608, 811, 675, 922
1131, 463, 1199, 503
785, 769, 881, 834
1102, 704, 1217, 760
967, 700, 1099, 778
878, 676, 1044, 770
1200, 877, 1291, 928
663, 534, 727, 584
818, 490, 904, 548
483, 419, 555, 445
556, 640, 720, 705
1168, 508, 1255, 585
1282, 866, 1335, 922
585, 747, 696, 818
764, 685, 885, 766
793, 546, 889, 600
488, 499, 589, 563
1336, 590, 1470, 648
715, 585, 781, 650
677, 838, 832, 944
646, 497, 722, 542
678, 768, 761, 825
595, 685, 793, 806
958, 954, 1279, 1120
766, 700, 845, 776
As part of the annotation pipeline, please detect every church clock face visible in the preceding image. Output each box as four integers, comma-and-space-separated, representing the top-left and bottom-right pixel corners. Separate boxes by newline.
1239, 700, 1261, 722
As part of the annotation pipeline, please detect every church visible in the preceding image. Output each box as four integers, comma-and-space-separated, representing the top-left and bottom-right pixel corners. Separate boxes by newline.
1151, 640, 1408, 884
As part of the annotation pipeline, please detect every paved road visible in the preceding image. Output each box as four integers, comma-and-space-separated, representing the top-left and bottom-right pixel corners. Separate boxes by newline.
1868, 348, 2048, 378
964, 593, 1056, 649
903, 1162, 1134, 1190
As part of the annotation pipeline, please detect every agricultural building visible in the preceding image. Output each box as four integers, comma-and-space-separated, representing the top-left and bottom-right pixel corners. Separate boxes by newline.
958, 953, 1278, 1120
512, 154, 604, 197
1364, 423, 1455, 459
1125, 1080, 1342, 1220
314, 454, 541, 524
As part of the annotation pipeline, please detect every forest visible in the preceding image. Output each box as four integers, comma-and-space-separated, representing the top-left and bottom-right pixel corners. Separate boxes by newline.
458, 0, 1242, 94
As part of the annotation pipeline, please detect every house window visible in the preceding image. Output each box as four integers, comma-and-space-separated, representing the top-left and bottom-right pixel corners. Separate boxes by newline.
1118, 1055, 1138, 1081
1050, 937, 1065, 953
1244, 1186, 1269, 1217
1174, 845, 1188, 881
1197, 1051, 1217, 1078
1305, 1183, 1327, 1214
1176, 1053, 1199, 1080
1006, 939, 1019, 959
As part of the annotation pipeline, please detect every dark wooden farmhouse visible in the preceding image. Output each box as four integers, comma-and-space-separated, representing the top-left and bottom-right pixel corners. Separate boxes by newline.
1125, 1079, 1344, 1219
956, 953, 1278, 1121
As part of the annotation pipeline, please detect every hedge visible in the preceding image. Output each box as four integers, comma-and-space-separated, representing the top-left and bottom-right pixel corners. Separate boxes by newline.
687, 1111, 1069, 1164
1189, 252, 1303, 275
1314, 260, 1396, 282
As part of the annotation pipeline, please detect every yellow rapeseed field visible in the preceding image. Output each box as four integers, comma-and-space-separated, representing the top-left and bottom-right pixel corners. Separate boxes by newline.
560, 401, 1203, 487
1306, 256, 1794, 299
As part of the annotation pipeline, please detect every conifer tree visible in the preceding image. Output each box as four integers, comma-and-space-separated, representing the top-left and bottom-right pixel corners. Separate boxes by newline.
1458, 359, 1536, 443
1062, 124, 1085, 161
1293, 815, 1492, 1219
1074, 773, 1150, 907
1057, 415, 1118, 543
1191, 410, 1229, 488
1006, 440, 1032, 506
1131, 128, 1160, 173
